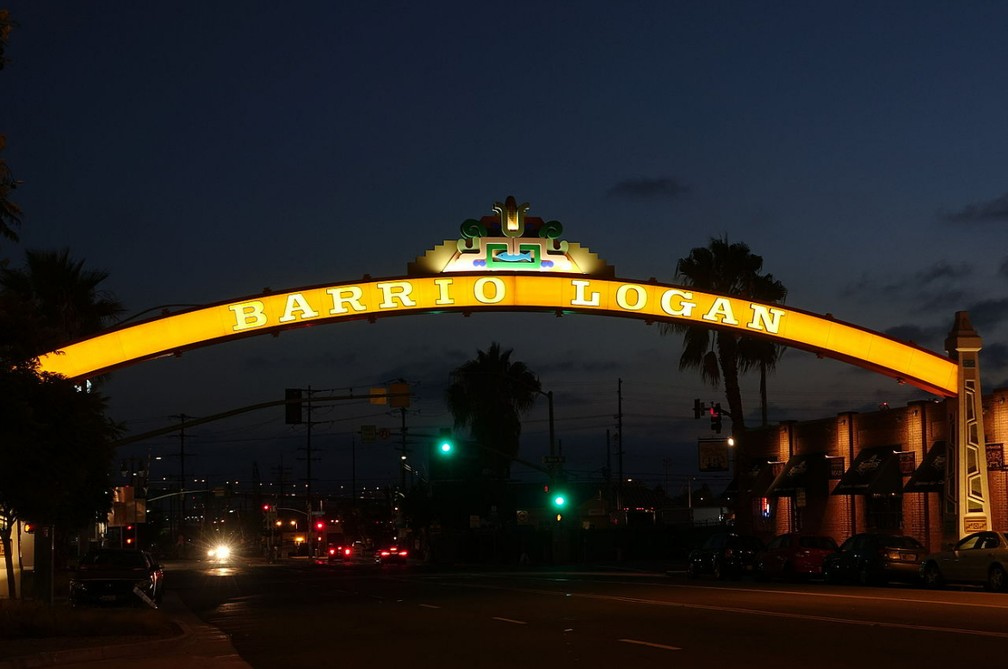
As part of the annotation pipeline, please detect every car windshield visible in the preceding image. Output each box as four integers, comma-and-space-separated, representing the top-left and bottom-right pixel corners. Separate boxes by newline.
81, 551, 148, 569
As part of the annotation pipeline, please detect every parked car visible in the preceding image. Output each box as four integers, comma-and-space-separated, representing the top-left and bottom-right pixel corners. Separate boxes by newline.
756, 533, 838, 580
822, 533, 925, 585
920, 530, 1008, 592
69, 548, 164, 608
687, 533, 765, 580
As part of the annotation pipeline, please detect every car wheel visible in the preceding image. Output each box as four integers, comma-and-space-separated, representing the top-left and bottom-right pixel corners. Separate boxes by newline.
986, 565, 1007, 592
922, 562, 943, 589
857, 564, 875, 586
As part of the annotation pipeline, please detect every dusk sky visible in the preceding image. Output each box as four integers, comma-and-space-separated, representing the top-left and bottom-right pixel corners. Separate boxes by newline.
4, 2, 1007, 497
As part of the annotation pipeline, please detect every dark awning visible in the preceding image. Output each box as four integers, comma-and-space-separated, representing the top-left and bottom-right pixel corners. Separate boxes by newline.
904, 441, 947, 493
752, 460, 785, 498
720, 458, 783, 501
831, 445, 903, 496
765, 453, 829, 497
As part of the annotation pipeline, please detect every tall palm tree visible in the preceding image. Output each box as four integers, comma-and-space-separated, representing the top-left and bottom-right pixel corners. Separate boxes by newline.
445, 342, 542, 479
0, 248, 124, 357
0, 135, 21, 244
661, 237, 787, 432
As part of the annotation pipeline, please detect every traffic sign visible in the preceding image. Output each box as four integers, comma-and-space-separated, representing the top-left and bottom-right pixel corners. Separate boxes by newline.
361, 424, 377, 442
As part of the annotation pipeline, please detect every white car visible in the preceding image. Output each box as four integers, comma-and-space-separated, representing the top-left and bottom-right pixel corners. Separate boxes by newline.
921, 531, 1008, 592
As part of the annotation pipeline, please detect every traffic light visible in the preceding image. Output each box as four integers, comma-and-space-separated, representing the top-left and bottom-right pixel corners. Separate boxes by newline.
710, 403, 722, 433
436, 428, 454, 456
23, 522, 35, 534
315, 520, 325, 531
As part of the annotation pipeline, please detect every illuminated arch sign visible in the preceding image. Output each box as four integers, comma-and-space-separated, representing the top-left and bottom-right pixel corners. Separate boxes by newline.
35, 197, 958, 397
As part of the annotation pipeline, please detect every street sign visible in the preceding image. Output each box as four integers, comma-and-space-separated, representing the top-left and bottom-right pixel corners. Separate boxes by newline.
542, 455, 565, 465
378, 427, 391, 440
361, 424, 377, 442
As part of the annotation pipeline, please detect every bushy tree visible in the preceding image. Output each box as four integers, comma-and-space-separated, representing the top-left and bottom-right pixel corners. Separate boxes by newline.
0, 247, 123, 598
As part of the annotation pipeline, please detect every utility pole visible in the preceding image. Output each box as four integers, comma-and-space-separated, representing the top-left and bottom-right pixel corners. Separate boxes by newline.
305, 386, 314, 556
400, 406, 408, 491
170, 413, 188, 549
617, 378, 624, 517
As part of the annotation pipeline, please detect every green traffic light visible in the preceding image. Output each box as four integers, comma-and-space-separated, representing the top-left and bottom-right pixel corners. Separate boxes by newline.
552, 494, 566, 508
438, 440, 453, 455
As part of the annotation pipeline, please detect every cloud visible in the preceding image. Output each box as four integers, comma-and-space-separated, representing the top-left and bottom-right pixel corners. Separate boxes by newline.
981, 342, 1008, 371
942, 191, 1008, 223
915, 261, 972, 285
964, 297, 1008, 332
884, 323, 942, 346
606, 177, 690, 200
1000, 257, 1008, 279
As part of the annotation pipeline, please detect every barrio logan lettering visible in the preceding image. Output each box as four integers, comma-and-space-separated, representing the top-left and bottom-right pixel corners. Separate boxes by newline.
227, 276, 785, 335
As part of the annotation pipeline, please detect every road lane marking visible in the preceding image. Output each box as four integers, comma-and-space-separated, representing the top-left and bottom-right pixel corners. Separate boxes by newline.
419, 604, 441, 609
619, 638, 681, 651
492, 616, 528, 625
423, 578, 1008, 639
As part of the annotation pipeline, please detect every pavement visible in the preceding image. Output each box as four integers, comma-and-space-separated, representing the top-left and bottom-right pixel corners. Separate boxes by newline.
0, 578, 252, 669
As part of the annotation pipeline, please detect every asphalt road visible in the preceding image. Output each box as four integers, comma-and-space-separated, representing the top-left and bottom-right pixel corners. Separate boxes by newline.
168, 558, 1008, 668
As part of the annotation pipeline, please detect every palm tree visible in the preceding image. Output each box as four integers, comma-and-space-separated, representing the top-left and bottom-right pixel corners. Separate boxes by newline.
0, 135, 22, 244
661, 237, 787, 432
445, 342, 542, 479
0, 248, 124, 357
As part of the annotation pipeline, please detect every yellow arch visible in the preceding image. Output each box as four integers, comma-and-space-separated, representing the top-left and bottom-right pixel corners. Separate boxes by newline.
36, 273, 958, 397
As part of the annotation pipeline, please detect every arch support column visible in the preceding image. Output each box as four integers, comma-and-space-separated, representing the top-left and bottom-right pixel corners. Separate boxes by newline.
944, 311, 991, 536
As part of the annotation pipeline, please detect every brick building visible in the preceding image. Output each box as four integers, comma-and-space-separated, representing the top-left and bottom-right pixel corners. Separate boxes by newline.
730, 386, 1008, 552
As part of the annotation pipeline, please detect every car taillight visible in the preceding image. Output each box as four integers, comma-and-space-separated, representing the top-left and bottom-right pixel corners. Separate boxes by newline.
399, 550, 408, 557
343, 548, 351, 556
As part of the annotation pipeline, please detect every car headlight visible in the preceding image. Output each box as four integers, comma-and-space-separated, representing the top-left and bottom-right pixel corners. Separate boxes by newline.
208, 544, 231, 560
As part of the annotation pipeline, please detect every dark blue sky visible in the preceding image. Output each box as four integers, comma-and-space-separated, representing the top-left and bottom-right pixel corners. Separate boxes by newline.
4, 2, 1007, 495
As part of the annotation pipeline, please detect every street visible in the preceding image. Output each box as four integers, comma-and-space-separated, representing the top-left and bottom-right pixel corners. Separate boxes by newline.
167, 557, 1008, 668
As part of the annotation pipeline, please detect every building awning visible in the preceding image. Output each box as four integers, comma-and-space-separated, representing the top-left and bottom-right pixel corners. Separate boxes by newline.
904, 441, 947, 493
765, 453, 829, 497
831, 445, 903, 496
720, 458, 783, 501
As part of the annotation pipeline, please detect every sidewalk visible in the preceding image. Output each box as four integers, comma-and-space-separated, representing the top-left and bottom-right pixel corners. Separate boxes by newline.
0, 589, 251, 669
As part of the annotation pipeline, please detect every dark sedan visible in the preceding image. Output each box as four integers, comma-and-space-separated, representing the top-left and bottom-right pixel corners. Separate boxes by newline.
687, 532, 765, 580
822, 533, 925, 585
69, 549, 164, 608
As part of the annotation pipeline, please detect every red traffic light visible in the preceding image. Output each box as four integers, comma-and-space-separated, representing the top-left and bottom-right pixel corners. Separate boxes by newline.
315, 521, 325, 530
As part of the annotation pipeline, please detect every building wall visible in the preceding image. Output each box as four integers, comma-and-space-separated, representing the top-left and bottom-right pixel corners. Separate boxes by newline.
739, 387, 1007, 552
